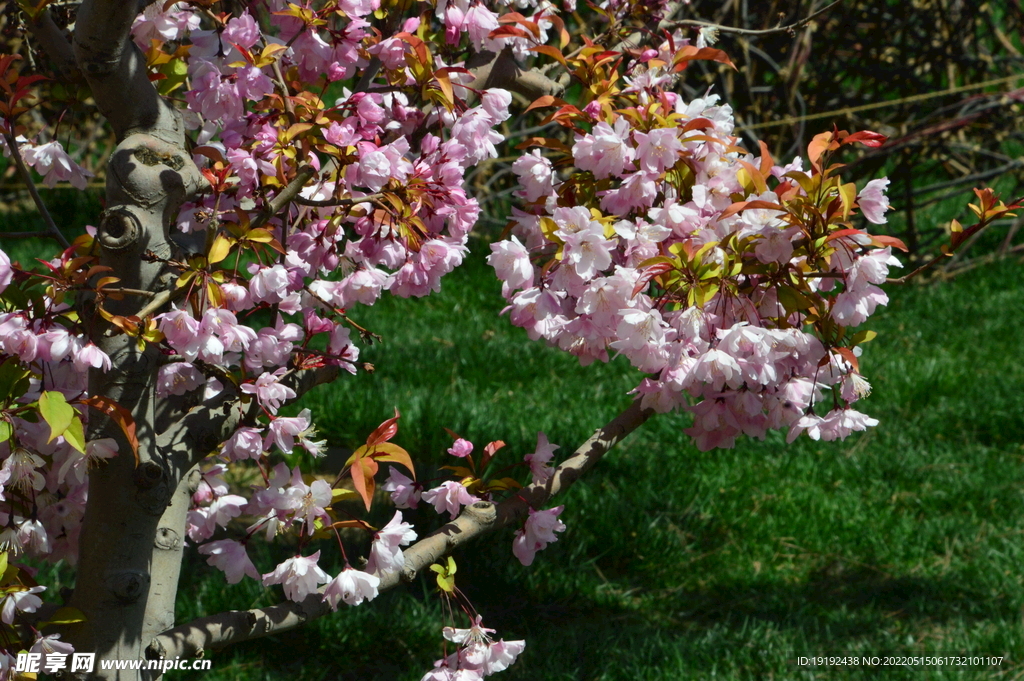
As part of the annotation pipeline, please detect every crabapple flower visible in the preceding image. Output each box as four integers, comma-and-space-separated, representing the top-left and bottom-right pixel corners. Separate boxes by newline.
198, 540, 260, 584
422, 481, 480, 519
366, 510, 417, 575
382, 467, 422, 509
221, 427, 265, 461
858, 178, 891, 224
156, 362, 204, 398
266, 410, 312, 453
512, 505, 566, 566
241, 369, 297, 414
30, 633, 74, 657
0, 249, 11, 294
1, 585, 44, 624
447, 439, 474, 458
524, 432, 558, 485
322, 568, 380, 608
436, 616, 527, 677
262, 551, 331, 602
20, 141, 93, 189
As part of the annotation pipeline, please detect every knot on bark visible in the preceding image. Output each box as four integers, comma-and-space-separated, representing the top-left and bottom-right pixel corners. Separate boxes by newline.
133, 460, 164, 490
98, 207, 141, 252
108, 570, 149, 604
154, 527, 181, 551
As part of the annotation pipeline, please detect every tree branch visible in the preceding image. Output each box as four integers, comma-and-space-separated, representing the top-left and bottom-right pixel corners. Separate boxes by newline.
250, 165, 317, 231
25, 9, 81, 81
146, 397, 652, 660
664, 0, 845, 37
73, 0, 182, 141
466, 47, 566, 100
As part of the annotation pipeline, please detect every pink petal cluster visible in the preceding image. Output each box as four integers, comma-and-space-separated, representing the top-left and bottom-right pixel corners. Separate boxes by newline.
512, 506, 566, 566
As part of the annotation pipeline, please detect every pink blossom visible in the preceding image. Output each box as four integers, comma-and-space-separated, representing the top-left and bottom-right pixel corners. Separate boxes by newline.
524, 432, 558, 485
266, 409, 313, 453
0, 249, 11, 294
447, 439, 474, 458
221, 427, 265, 461
222, 11, 261, 49
512, 150, 555, 202
1, 585, 43, 625
572, 118, 636, 179
422, 481, 479, 519
30, 633, 74, 657
365, 510, 417, 574
858, 178, 891, 224
487, 237, 534, 298
241, 369, 297, 415
512, 505, 566, 566
323, 568, 380, 608
21, 141, 93, 190
198, 539, 260, 584
73, 343, 111, 372
560, 222, 614, 279
382, 467, 422, 509
262, 551, 331, 602
634, 127, 683, 173
156, 362, 204, 398
248, 264, 292, 304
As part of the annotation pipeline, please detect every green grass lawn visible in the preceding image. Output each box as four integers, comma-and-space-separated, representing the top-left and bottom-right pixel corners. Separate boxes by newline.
168, 247, 1024, 681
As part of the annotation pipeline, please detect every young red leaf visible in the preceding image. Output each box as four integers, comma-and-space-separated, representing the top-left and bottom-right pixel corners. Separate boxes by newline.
366, 408, 400, 446
350, 455, 379, 511
842, 130, 888, 148
833, 347, 860, 373
525, 95, 568, 113
82, 395, 140, 466
631, 261, 675, 297
479, 440, 506, 469
870, 234, 909, 252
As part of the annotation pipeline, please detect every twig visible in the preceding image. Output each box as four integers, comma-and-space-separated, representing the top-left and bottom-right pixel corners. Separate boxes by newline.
735, 74, 1024, 132
134, 288, 178, 320
250, 166, 317, 232
2, 131, 72, 250
294, 192, 383, 208
665, 0, 844, 37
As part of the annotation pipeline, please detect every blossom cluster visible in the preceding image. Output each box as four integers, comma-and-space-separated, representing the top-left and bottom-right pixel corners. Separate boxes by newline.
489, 45, 899, 450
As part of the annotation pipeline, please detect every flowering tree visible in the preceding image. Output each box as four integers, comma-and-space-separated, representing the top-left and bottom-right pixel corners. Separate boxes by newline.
0, 0, 1016, 678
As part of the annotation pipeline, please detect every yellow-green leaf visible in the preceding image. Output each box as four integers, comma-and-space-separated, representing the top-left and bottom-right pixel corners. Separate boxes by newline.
39, 391, 74, 444
208, 234, 234, 264
64, 416, 86, 454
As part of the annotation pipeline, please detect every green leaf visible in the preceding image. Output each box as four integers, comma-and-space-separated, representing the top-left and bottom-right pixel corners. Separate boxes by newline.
850, 329, 878, 346
0, 421, 10, 445
0, 358, 29, 401
776, 285, 814, 314
38, 391, 75, 444
63, 416, 86, 454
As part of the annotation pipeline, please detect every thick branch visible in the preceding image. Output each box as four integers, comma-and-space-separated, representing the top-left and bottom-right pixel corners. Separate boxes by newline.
26, 9, 80, 81
146, 398, 652, 660
73, 0, 181, 140
467, 47, 566, 100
